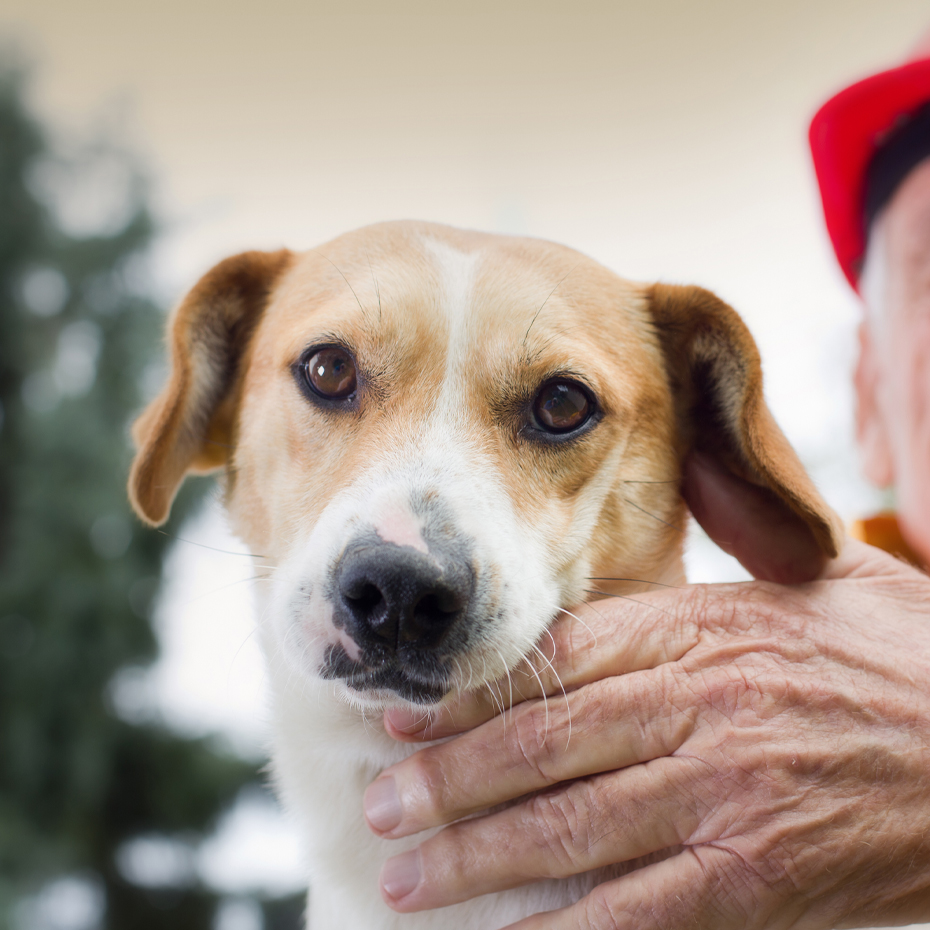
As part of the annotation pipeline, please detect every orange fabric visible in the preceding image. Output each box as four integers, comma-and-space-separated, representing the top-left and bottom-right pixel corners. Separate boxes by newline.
850, 512, 926, 570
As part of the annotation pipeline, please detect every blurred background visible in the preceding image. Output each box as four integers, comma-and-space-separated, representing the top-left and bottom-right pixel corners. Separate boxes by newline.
0, 1, 927, 928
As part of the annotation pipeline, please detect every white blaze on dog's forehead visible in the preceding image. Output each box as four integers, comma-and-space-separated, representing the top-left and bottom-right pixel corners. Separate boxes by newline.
422, 237, 479, 362
421, 236, 479, 322
421, 235, 483, 424
371, 498, 428, 554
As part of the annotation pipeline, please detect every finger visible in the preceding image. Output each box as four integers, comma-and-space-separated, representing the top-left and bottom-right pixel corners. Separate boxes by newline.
366, 665, 693, 838
379, 757, 698, 912
384, 586, 705, 741
500, 845, 782, 930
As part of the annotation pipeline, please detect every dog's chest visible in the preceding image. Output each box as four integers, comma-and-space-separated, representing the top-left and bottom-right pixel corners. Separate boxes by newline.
266, 665, 614, 930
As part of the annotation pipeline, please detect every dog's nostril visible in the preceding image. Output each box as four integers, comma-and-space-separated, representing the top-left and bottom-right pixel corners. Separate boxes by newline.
416, 590, 460, 620
344, 581, 383, 613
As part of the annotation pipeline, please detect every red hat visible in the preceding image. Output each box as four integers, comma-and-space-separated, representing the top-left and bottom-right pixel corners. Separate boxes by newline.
809, 46, 930, 292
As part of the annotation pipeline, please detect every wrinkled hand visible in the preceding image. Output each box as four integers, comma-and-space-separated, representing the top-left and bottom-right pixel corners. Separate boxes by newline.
364, 541, 930, 929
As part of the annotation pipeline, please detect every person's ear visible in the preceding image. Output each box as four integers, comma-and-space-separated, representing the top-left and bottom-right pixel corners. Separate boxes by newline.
128, 249, 293, 526
646, 283, 843, 583
854, 319, 895, 487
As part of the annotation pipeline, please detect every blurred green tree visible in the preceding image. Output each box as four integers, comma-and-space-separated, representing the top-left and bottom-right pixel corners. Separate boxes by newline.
0, 63, 296, 928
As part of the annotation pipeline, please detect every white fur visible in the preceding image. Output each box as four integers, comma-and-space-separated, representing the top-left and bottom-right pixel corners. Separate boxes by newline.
134, 224, 829, 929
248, 234, 677, 927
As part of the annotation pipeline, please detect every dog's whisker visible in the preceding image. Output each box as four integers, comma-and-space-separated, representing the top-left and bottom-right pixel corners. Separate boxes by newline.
366, 252, 382, 325
586, 588, 676, 618
621, 497, 684, 533
519, 651, 550, 746
312, 249, 368, 318
491, 649, 511, 718
556, 607, 598, 650
587, 576, 681, 589
530, 641, 567, 701
468, 654, 480, 693
620, 478, 678, 484
484, 681, 504, 719
452, 654, 468, 695
489, 654, 508, 706
531, 640, 572, 751
183, 573, 267, 605
522, 261, 581, 346
495, 677, 508, 718
227, 626, 261, 692
504, 657, 515, 721
486, 676, 505, 719
542, 626, 559, 662
156, 529, 267, 559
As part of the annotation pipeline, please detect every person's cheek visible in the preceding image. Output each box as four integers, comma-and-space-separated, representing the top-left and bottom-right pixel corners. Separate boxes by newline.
896, 314, 930, 563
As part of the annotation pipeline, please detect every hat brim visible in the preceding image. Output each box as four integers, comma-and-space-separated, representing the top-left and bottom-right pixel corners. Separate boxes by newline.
810, 57, 930, 291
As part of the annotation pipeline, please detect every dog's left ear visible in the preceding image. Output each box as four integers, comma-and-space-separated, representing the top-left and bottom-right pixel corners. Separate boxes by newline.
646, 283, 843, 583
128, 249, 293, 526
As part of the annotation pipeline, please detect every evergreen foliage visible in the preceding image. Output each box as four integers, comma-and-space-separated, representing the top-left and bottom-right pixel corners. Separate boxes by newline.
0, 64, 296, 928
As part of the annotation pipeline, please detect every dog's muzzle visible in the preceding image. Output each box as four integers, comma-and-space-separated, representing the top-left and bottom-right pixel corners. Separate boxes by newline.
322, 534, 477, 703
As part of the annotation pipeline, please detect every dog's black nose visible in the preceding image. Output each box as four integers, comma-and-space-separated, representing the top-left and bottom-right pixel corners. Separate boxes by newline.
335, 544, 471, 650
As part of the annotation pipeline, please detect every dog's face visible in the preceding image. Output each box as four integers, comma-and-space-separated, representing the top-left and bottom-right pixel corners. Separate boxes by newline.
222, 226, 682, 707
129, 222, 840, 710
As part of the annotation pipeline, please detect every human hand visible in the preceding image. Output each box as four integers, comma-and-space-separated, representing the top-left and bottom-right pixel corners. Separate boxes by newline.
364, 538, 930, 929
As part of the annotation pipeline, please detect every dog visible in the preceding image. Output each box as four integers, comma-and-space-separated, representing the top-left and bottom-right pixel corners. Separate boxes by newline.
128, 221, 841, 928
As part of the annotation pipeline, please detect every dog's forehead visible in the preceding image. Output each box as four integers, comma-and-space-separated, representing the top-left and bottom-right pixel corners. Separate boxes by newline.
256, 222, 651, 370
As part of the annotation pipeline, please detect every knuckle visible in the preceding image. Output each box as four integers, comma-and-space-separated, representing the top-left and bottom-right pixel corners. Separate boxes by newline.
695, 845, 771, 924
407, 748, 457, 818
432, 820, 483, 883
685, 581, 776, 640
526, 787, 592, 873
578, 883, 626, 930
506, 699, 572, 782
674, 663, 746, 723
680, 582, 726, 635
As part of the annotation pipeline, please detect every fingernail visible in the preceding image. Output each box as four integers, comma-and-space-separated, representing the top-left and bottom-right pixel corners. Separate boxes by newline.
384, 708, 431, 735
364, 776, 403, 833
381, 849, 421, 901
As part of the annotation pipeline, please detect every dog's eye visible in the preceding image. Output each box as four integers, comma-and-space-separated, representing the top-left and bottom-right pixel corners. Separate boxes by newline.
533, 380, 593, 433
305, 347, 357, 399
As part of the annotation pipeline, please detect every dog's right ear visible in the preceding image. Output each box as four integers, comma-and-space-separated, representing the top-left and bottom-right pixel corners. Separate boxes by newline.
128, 249, 293, 526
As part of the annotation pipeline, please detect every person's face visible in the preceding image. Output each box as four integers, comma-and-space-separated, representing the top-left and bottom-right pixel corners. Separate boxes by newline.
856, 157, 930, 562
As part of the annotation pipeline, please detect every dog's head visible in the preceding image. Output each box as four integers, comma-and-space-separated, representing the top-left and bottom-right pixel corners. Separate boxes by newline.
129, 222, 841, 709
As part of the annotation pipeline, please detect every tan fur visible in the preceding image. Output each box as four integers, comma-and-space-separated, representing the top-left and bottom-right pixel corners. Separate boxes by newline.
127, 221, 841, 928
129, 248, 294, 525
129, 224, 838, 566
647, 283, 843, 557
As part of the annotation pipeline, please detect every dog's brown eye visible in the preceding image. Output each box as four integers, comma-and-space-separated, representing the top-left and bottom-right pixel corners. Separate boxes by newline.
533, 380, 593, 433
305, 347, 357, 399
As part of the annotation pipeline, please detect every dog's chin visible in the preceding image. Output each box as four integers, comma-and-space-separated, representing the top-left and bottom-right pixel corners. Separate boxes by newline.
347, 672, 447, 706
320, 643, 451, 707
